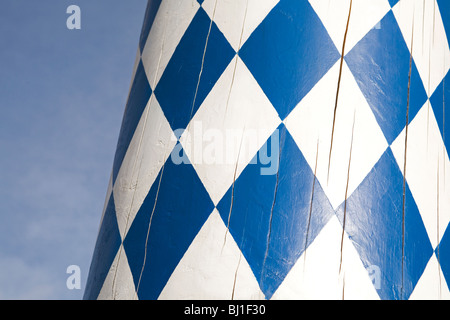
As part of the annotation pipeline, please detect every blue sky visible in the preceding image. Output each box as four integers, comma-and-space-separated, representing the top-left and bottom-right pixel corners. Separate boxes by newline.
0, 1, 147, 299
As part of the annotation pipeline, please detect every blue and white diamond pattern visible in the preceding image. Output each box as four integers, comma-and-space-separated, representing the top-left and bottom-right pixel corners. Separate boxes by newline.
84, 0, 450, 300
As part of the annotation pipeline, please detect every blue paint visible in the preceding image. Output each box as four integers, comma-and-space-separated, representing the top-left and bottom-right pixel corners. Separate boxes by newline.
430, 70, 449, 158
112, 60, 152, 185
123, 146, 214, 300
345, 11, 427, 145
437, 225, 450, 291
437, 0, 450, 48
139, 0, 163, 52
336, 148, 433, 300
155, 8, 235, 132
83, 194, 122, 300
217, 125, 334, 299
388, 0, 399, 8
239, 0, 340, 120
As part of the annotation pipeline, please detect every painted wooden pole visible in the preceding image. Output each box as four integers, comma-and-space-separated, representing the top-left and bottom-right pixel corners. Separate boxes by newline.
85, 0, 450, 300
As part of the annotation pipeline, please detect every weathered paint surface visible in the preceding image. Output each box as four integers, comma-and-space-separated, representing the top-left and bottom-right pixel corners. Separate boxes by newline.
85, 0, 450, 300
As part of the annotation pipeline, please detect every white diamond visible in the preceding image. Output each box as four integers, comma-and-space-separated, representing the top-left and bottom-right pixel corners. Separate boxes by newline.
113, 95, 177, 239
272, 216, 380, 300
158, 210, 263, 300
180, 56, 281, 206
285, 60, 388, 209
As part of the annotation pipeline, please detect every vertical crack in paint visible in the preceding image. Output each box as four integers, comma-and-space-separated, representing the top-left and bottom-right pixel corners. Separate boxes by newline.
401, 15, 415, 301
303, 138, 320, 266
111, 99, 154, 299
223, 129, 246, 251
437, 157, 442, 299
427, 14, 432, 151
111, 10, 170, 299
433, 0, 436, 47
327, 0, 353, 185
189, 0, 218, 122
231, 253, 242, 300
260, 141, 282, 294
112, 63, 156, 300
443, 60, 446, 188
444, 70, 447, 148
220, 7, 249, 262
339, 110, 356, 276
134, 154, 167, 299
342, 273, 346, 301
224, 0, 249, 118
422, 0, 426, 56
438, 25, 446, 299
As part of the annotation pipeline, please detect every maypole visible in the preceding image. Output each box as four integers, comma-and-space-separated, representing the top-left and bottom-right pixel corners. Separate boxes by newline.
85, 0, 450, 300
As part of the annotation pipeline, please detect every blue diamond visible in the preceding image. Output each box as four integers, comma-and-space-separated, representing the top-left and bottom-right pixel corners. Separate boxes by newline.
239, 0, 340, 120
155, 8, 235, 132
345, 11, 427, 145
123, 146, 214, 300
336, 148, 433, 300
217, 125, 334, 299
84, 194, 122, 300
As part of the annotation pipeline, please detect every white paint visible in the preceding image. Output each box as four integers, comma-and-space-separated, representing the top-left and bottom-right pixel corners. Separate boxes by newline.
272, 216, 380, 300
285, 60, 388, 209
158, 210, 263, 300
309, 0, 391, 55
113, 95, 177, 239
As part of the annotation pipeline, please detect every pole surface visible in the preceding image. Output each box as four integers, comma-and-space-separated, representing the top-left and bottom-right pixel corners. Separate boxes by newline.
85, 0, 450, 300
